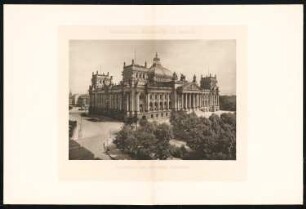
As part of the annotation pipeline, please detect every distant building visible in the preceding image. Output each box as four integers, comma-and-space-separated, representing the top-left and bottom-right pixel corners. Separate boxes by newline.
89, 53, 219, 120
69, 91, 73, 106
77, 94, 90, 108
70, 94, 79, 106
70, 93, 89, 108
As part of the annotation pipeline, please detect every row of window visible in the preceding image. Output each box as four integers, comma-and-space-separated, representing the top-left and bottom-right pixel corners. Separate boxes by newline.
149, 94, 170, 100
135, 72, 147, 79
150, 112, 169, 118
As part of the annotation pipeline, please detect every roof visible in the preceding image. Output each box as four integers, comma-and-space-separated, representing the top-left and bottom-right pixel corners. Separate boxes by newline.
149, 64, 172, 77
149, 53, 172, 77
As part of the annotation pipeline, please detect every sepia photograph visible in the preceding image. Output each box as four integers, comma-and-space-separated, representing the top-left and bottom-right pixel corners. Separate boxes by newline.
69, 40, 236, 160
4, 5, 302, 205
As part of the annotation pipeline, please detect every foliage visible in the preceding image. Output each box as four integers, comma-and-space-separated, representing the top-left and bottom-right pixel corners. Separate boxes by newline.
69, 120, 77, 138
170, 111, 236, 160
169, 145, 187, 159
219, 95, 236, 111
124, 115, 139, 126
114, 118, 173, 160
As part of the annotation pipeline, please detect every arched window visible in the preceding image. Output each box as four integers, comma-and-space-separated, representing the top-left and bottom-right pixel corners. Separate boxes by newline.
139, 104, 143, 112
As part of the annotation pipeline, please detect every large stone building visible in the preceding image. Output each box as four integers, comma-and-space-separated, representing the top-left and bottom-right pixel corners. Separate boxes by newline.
88, 53, 219, 120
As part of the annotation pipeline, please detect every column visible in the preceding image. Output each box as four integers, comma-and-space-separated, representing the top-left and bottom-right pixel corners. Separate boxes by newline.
130, 90, 134, 114
117, 94, 119, 110
147, 93, 150, 112
115, 94, 117, 110
109, 94, 111, 110
135, 92, 139, 114
191, 94, 194, 109
181, 94, 184, 110
113, 94, 115, 110
126, 93, 129, 113
155, 94, 159, 111
94, 93, 97, 111
166, 93, 169, 110
161, 94, 164, 110
118, 94, 120, 111
203, 94, 205, 107
176, 94, 178, 110
211, 94, 213, 106
97, 94, 99, 110
217, 95, 219, 106
215, 95, 217, 106
101, 94, 103, 110
177, 94, 183, 110
184, 93, 188, 110
188, 94, 191, 110
197, 94, 201, 108
120, 94, 122, 111
192, 94, 195, 109
199, 94, 202, 108
97, 94, 100, 110
99, 94, 102, 109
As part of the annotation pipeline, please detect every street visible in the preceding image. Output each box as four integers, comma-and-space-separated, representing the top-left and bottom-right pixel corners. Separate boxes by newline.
69, 110, 124, 159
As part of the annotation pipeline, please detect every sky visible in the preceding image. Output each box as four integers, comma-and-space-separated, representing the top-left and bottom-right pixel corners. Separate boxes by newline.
69, 40, 236, 95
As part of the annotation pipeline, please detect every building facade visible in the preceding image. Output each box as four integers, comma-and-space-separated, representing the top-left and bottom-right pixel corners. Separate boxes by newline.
88, 53, 219, 120
77, 94, 90, 108
70, 94, 90, 107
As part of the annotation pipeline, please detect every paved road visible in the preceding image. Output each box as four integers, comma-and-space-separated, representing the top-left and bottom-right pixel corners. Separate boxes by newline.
70, 112, 124, 159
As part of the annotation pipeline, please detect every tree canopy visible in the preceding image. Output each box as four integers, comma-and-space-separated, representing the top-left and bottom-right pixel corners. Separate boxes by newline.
170, 111, 236, 160
114, 119, 173, 160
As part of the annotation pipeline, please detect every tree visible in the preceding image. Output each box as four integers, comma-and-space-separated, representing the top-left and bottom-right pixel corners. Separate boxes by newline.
170, 111, 236, 160
153, 123, 173, 159
219, 95, 236, 111
114, 121, 173, 160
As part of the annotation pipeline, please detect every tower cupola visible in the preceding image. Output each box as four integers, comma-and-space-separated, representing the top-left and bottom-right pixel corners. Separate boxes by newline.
153, 52, 161, 65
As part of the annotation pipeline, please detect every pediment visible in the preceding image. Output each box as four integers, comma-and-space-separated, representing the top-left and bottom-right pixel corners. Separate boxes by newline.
180, 83, 202, 91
